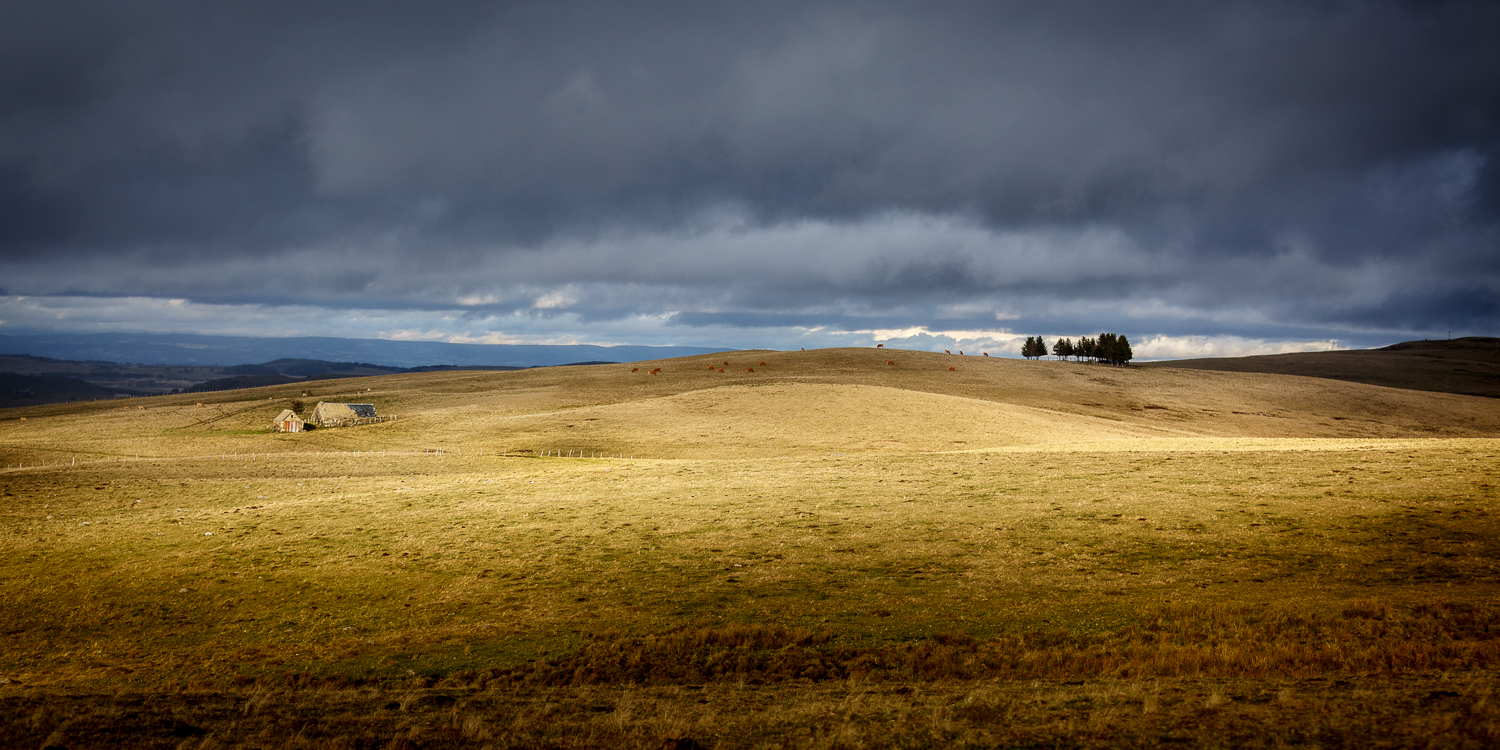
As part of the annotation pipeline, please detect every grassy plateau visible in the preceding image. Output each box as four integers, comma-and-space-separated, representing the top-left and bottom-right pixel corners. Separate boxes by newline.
2, 347, 1499, 748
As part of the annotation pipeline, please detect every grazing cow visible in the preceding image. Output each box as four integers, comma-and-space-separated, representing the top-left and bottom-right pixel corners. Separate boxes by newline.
746, 367, 754, 372
723, 361, 729, 365
983, 353, 989, 357
949, 366, 957, 371
887, 360, 895, 365
632, 367, 639, 372
959, 351, 964, 355
945, 350, 951, 354
877, 344, 884, 348
759, 361, 766, 366
718, 368, 725, 373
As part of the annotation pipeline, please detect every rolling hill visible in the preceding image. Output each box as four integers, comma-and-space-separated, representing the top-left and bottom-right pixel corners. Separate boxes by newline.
2, 347, 1498, 748
4, 347, 1497, 465
1146, 336, 1500, 398
0, 372, 142, 406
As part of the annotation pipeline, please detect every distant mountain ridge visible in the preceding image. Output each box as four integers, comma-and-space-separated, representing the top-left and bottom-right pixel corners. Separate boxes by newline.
0, 332, 728, 369
182, 358, 529, 394
0, 352, 526, 402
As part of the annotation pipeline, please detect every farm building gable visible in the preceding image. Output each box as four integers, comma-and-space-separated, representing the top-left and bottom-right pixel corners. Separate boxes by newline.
272, 409, 304, 433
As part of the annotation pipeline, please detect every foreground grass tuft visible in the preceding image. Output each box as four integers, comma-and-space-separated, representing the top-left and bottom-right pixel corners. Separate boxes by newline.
244, 601, 1499, 690
5, 673, 1499, 749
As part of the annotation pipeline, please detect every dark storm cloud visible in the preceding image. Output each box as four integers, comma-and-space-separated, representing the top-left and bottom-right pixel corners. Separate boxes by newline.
1, 0, 1497, 344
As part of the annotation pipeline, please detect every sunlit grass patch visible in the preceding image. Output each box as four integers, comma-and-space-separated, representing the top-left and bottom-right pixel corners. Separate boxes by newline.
3, 439, 1498, 692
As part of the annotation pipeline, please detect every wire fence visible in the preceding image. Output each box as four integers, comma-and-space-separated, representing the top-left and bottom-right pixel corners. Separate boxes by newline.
1, 447, 647, 473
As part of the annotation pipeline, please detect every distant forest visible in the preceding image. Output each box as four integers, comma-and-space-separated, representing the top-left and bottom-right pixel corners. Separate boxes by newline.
1021, 333, 1133, 365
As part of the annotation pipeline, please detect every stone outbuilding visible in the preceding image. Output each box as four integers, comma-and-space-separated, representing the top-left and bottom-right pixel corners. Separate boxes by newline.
272, 409, 304, 433
310, 402, 378, 428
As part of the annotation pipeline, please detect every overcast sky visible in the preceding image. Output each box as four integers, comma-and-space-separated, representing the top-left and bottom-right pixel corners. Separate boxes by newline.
1, 1, 1496, 358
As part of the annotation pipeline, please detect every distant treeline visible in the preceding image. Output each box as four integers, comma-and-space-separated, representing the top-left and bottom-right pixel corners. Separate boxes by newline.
1021, 333, 1133, 365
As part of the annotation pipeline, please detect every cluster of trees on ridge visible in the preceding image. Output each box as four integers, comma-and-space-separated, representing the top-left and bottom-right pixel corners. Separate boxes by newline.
1021, 333, 1133, 365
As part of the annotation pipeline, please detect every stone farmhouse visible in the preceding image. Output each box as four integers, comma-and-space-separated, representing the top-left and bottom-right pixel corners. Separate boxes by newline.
309, 402, 380, 428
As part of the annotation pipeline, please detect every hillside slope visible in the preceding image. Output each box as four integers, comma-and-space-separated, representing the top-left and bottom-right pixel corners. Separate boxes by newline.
1146, 337, 1500, 398
3, 345, 1500, 748
0, 372, 139, 406
4, 347, 1498, 464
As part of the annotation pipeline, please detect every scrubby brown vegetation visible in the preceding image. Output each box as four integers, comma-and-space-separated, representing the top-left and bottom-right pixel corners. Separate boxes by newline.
5, 673, 1498, 749
2, 347, 1498, 747
1151, 336, 1500, 398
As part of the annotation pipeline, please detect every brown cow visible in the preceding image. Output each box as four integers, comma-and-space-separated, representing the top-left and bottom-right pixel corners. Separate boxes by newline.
877, 343, 884, 348
949, 366, 957, 371
887, 360, 895, 365
746, 367, 754, 372
632, 367, 639, 372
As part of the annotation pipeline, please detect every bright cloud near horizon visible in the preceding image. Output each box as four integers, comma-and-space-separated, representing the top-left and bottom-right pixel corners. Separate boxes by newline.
1, 1, 1496, 360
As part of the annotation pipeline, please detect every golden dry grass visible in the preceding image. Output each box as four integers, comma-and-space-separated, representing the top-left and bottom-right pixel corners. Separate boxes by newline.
5, 347, 1497, 465
2, 347, 1498, 746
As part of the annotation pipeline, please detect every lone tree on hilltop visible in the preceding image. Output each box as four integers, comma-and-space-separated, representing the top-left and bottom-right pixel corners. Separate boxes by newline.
1089, 333, 1134, 366
1114, 334, 1134, 365
1076, 336, 1096, 361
